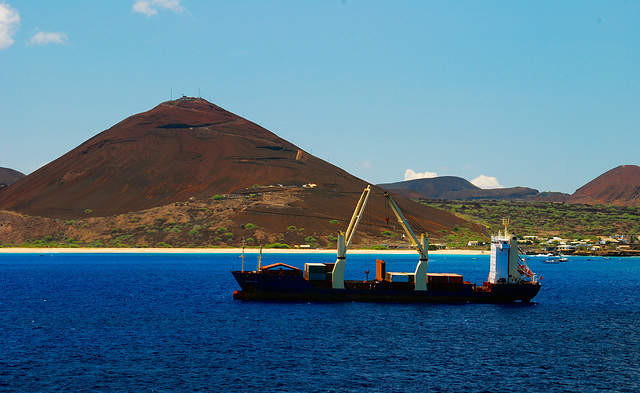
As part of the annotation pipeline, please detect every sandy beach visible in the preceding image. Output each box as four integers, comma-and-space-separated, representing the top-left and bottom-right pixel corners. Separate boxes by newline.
0, 247, 489, 256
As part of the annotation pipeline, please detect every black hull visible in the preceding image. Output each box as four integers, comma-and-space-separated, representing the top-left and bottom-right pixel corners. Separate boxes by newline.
232, 271, 541, 303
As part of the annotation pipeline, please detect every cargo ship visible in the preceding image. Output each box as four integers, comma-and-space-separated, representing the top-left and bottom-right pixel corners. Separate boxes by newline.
232, 186, 541, 303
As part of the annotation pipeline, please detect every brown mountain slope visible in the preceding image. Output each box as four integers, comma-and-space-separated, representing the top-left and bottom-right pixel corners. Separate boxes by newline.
568, 165, 640, 206
0, 167, 25, 187
0, 97, 480, 244
0, 186, 477, 248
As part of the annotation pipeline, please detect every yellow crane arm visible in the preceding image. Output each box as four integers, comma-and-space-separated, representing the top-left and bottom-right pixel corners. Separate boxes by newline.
332, 185, 371, 289
384, 192, 428, 260
384, 191, 429, 291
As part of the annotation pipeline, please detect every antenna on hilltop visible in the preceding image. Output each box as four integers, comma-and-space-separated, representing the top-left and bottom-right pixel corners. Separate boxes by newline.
170, 88, 173, 100
199, 88, 201, 98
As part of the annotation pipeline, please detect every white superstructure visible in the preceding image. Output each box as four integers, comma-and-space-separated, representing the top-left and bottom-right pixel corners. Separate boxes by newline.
489, 219, 533, 284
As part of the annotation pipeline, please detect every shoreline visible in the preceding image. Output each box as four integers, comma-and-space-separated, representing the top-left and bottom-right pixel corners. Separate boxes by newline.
2, 247, 637, 257
0, 247, 490, 256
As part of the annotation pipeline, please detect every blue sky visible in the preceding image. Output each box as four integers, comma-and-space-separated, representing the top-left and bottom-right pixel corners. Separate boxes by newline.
1, 1, 638, 194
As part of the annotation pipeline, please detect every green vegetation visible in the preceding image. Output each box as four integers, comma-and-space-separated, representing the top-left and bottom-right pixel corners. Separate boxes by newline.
287, 225, 296, 230
211, 194, 224, 201
442, 225, 485, 248
329, 220, 339, 224
422, 200, 640, 240
188, 225, 201, 236
111, 234, 133, 247
264, 242, 291, 249
370, 245, 389, 250
15, 235, 84, 248
243, 223, 257, 229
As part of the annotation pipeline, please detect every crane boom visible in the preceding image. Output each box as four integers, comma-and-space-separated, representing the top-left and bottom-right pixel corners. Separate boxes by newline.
384, 191, 429, 290
344, 185, 371, 249
332, 185, 371, 289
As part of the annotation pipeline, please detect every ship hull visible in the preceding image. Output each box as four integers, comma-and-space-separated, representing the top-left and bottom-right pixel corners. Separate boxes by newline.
232, 271, 541, 303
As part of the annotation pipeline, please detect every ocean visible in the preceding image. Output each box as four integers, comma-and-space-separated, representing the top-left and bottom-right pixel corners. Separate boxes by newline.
1, 252, 638, 392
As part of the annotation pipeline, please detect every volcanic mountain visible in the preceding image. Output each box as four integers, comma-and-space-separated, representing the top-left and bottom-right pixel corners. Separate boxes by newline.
568, 165, 640, 207
0, 97, 341, 217
0, 167, 25, 188
0, 97, 478, 245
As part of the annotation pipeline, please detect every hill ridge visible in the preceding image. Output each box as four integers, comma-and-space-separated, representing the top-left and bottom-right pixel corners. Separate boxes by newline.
568, 165, 640, 206
0, 167, 25, 187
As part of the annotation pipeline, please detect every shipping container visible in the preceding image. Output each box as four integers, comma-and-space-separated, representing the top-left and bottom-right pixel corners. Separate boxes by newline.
447, 274, 464, 284
305, 263, 327, 273
386, 272, 415, 283
427, 273, 448, 284
376, 259, 386, 281
306, 272, 327, 281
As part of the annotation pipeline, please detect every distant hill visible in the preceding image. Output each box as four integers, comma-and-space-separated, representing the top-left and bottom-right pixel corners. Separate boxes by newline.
0, 167, 25, 188
568, 165, 640, 207
0, 97, 481, 247
379, 176, 562, 201
379, 176, 477, 199
379, 166, 640, 207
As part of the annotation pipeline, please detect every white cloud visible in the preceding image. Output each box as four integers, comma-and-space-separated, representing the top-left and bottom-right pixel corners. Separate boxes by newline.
133, 0, 184, 16
404, 169, 438, 181
358, 160, 372, 168
0, 2, 20, 50
471, 175, 504, 189
30, 31, 68, 45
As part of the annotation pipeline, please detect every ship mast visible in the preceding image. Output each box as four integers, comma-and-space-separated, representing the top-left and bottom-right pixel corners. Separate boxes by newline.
332, 185, 372, 289
384, 192, 429, 291
502, 217, 510, 237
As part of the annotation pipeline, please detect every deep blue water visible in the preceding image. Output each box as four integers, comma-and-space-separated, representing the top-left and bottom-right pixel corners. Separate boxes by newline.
1, 252, 639, 392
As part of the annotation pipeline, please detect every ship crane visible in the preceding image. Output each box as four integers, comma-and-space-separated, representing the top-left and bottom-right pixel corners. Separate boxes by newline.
384, 192, 429, 291
332, 185, 371, 289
